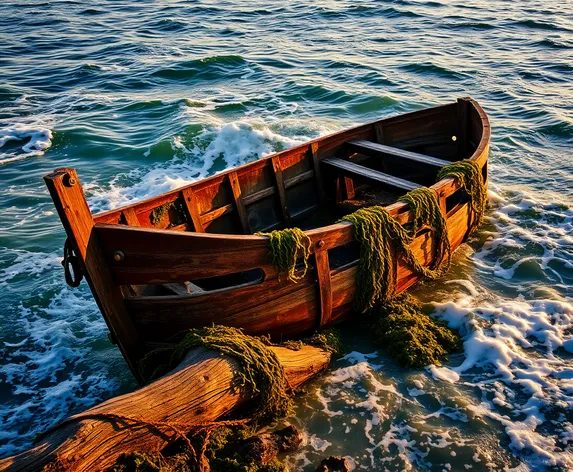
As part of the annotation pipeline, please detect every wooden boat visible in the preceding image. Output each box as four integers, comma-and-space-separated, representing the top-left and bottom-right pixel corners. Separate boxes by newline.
45, 97, 490, 381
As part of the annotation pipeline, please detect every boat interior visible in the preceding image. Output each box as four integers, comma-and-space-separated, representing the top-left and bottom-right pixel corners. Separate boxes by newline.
92, 98, 486, 298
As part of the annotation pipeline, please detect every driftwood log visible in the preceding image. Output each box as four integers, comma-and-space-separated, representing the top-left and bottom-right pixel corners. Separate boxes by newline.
0, 345, 331, 472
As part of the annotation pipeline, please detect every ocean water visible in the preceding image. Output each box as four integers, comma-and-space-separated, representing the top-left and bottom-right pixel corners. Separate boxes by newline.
1, 0, 572, 470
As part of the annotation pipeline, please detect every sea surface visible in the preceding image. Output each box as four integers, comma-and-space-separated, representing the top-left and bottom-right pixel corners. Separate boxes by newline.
1, 0, 572, 470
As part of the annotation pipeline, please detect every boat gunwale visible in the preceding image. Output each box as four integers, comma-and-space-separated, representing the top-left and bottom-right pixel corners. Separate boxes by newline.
92, 97, 490, 244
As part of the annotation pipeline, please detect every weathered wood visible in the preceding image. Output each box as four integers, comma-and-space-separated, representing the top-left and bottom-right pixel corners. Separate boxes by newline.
322, 157, 421, 192
44, 98, 490, 375
310, 142, 326, 203
201, 203, 234, 225
122, 207, 140, 226
457, 97, 470, 159
243, 186, 275, 205
347, 139, 450, 167
181, 187, 204, 233
271, 155, 290, 225
228, 171, 250, 234
0, 345, 331, 472
95, 224, 275, 284
314, 244, 333, 329
373, 122, 385, 144
44, 169, 142, 380
284, 169, 315, 189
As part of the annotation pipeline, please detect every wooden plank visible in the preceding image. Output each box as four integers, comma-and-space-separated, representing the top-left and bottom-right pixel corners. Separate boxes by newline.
125, 202, 476, 343
44, 169, 142, 381
181, 187, 204, 233
92, 102, 457, 227
314, 245, 333, 329
271, 156, 291, 224
201, 203, 234, 224
122, 207, 140, 227
322, 157, 421, 192
243, 186, 275, 206
284, 169, 315, 189
347, 139, 449, 167
310, 142, 326, 203
373, 122, 385, 144
228, 171, 250, 234
457, 97, 469, 159
95, 224, 275, 284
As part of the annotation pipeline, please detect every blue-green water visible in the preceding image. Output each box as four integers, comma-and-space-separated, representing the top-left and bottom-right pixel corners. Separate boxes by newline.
1, 1, 572, 470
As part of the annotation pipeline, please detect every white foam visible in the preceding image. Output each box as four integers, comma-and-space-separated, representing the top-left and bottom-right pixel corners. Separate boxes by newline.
0, 249, 61, 287
86, 120, 314, 212
0, 124, 53, 164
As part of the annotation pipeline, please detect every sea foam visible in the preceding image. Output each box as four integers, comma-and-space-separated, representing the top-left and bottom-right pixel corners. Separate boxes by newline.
0, 124, 53, 164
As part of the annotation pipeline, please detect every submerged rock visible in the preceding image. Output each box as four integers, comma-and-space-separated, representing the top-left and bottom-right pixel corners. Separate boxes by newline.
315, 456, 352, 472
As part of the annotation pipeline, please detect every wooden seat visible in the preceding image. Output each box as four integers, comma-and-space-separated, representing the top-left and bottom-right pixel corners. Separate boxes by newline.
321, 157, 420, 192
347, 139, 449, 168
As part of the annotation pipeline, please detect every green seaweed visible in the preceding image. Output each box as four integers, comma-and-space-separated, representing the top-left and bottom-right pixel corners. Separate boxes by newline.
371, 294, 461, 368
281, 328, 344, 358
172, 326, 293, 421
150, 200, 188, 226
150, 203, 171, 225
398, 187, 451, 272
437, 158, 488, 231
255, 228, 312, 283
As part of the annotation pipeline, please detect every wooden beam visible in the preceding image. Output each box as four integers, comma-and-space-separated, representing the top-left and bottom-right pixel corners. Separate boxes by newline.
243, 187, 276, 206
44, 169, 142, 381
309, 142, 326, 203
122, 207, 140, 227
271, 156, 290, 225
284, 169, 315, 189
201, 203, 234, 225
314, 244, 333, 329
457, 97, 470, 159
373, 122, 385, 144
322, 157, 421, 192
347, 140, 449, 167
228, 171, 250, 234
181, 187, 204, 233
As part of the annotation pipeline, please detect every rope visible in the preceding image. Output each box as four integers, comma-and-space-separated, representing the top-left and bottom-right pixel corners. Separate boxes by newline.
437, 158, 487, 231
398, 187, 451, 273
256, 228, 312, 283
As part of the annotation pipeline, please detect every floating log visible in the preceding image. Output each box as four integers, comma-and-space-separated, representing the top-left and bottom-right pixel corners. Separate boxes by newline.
0, 345, 331, 472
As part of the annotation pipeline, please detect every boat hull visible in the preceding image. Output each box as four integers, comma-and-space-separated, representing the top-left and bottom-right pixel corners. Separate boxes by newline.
45, 97, 490, 382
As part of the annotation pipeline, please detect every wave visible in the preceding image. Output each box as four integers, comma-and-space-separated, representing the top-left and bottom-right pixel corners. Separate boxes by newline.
86, 120, 314, 212
533, 38, 572, 49
448, 21, 496, 31
150, 55, 250, 81
400, 62, 469, 80
510, 19, 564, 32
537, 121, 573, 140
0, 124, 53, 165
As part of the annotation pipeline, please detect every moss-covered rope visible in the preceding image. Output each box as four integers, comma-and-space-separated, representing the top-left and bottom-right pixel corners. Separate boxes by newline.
113, 326, 328, 472
280, 328, 344, 358
370, 293, 461, 368
437, 158, 487, 230
256, 228, 312, 283
398, 187, 451, 273
171, 326, 293, 421
339, 201, 449, 312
